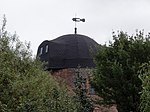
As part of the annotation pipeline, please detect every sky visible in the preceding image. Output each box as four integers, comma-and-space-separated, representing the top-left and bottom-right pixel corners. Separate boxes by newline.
1, 0, 150, 56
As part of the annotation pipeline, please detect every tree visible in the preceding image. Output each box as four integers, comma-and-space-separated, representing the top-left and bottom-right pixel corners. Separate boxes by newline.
74, 67, 94, 112
93, 31, 150, 112
139, 63, 150, 112
0, 16, 78, 112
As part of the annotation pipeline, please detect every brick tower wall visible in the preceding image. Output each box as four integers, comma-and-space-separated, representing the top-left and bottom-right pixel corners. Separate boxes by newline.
51, 68, 118, 112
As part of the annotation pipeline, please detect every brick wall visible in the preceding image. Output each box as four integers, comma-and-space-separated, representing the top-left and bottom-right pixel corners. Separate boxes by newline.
51, 68, 118, 112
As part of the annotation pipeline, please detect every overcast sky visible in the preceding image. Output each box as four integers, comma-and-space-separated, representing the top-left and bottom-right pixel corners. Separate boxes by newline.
1, 0, 150, 56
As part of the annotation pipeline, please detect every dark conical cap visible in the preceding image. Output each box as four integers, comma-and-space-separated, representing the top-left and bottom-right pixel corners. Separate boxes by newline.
37, 34, 98, 69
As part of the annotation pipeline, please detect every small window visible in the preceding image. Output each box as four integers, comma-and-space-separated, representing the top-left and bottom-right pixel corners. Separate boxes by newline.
40, 47, 43, 55
45, 45, 48, 53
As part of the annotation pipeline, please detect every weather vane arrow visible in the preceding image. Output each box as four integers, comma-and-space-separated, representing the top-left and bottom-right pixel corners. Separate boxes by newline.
72, 17, 85, 34
72, 18, 85, 22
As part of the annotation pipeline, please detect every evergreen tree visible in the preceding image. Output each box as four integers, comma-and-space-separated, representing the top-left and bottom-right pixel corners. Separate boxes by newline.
74, 67, 93, 112
93, 31, 150, 112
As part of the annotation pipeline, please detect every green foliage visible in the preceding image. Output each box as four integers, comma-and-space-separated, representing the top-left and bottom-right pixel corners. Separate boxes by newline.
0, 16, 78, 112
139, 63, 150, 112
93, 31, 150, 112
74, 68, 93, 112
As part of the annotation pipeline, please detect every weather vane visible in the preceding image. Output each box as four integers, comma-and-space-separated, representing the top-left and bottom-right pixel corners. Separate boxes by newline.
72, 16, 85, 34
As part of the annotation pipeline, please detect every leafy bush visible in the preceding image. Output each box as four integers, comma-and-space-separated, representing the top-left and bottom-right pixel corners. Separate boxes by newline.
139, 63, 150, 112
0, 16, 78, 112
